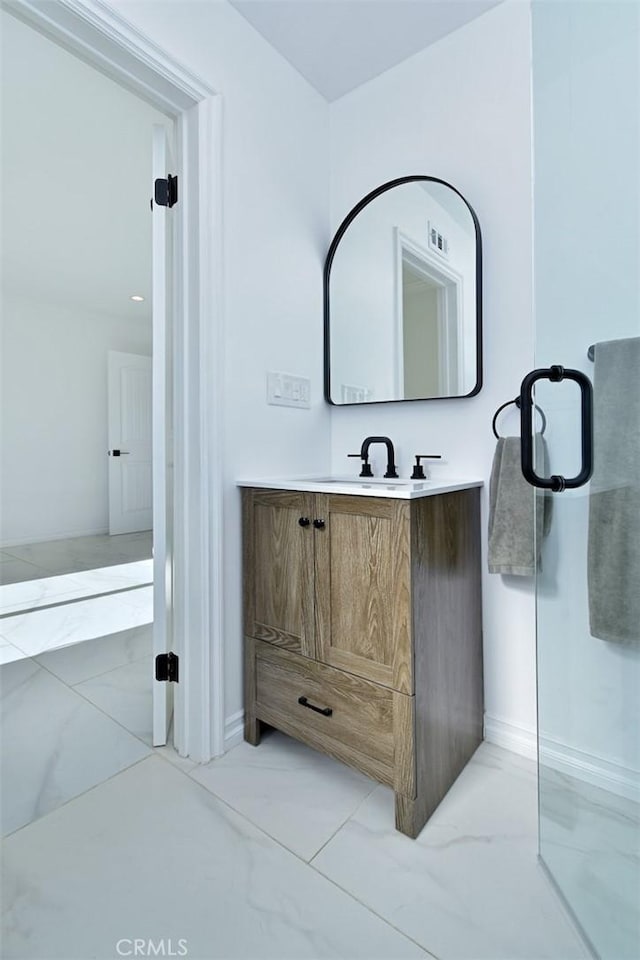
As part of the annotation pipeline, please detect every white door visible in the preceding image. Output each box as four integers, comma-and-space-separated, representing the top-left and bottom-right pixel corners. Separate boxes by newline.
152, 123, 177, 746
107, 351, 152, 535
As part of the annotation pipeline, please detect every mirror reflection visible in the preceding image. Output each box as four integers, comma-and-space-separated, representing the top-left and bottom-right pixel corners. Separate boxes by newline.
325, 177, 482, 404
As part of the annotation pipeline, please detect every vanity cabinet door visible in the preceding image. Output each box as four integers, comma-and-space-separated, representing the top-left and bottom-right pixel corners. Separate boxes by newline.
243, 489, 316, 658
314, 494, 413, 694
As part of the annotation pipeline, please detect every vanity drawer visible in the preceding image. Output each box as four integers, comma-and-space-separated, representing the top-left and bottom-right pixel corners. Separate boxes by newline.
254, 639, 405, 789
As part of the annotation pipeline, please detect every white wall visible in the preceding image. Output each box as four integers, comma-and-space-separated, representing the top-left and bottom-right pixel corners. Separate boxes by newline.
1, 293, 151, 545
328, 1, 537, 749
107, 0, 332, 736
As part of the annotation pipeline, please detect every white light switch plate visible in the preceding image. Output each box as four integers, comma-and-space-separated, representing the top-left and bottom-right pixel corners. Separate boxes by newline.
267, 371, 311, 408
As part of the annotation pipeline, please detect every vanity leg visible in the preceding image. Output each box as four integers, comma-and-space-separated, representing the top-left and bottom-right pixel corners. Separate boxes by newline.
244, 713, 263, 746
394, 793, 427, 840
244, 634, 262, 745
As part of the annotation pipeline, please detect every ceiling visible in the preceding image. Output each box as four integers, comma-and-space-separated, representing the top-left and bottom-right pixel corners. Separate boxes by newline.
1, 10, 170, 324
229, 0, 503, 101
1, 2, 502, 321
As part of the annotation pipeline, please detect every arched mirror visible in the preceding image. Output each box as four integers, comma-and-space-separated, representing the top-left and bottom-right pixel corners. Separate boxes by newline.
324, 176, 482, 405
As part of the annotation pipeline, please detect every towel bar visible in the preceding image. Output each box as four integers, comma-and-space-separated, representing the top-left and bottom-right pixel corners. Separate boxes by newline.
492, 397, 546, 440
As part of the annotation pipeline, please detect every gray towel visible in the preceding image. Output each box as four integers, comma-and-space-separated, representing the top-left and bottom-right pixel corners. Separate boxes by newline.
488, 435, 551, 576
588, 337, 640, 643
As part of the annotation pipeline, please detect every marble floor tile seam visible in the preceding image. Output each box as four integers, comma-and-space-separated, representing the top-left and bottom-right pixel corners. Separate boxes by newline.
1, 531, 151, 557
0, 641, 29, 665
175, 762, 440, 958
306, 858, 443, 960
0, 553, 43, 571
0, 547, 59, 563
155, 760, 440, 959
0, 556, 69, 578
1, 749, 153, 842
188, 759, 381, 865
183, 761, 357, 863
34, 625, 153, 686
181, 758, 380, 868
65, 643, 153, 686
0, 558, 45, 581
1, 546, 51, 561
0, 541, 153, 580
0, 580, 154, 623
25, 653, 156, 753
303, 786, 453, 960
34, 644, 154, 690
1, 748, 434, 958
536, 854, 606, 960
305, 776, 382, 861
1, 757, 438, 960
7, 628, 152, 675
308, 832, 584, 960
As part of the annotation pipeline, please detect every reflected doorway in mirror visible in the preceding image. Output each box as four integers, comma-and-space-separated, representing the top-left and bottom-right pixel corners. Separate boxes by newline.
395, 230, 464, 399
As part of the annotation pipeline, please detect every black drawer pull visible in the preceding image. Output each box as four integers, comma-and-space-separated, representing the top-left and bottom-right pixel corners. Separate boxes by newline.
298, 517, 310, 527
313, 518, 325, 529
298, 695, 332, 717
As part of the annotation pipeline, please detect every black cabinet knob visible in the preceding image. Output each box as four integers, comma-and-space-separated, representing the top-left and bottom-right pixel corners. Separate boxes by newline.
313, 519, 325, 529
298, 517, 310, 527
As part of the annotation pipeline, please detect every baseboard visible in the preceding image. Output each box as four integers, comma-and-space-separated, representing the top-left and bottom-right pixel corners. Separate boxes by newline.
484, 713, 639, 802
0, 527, 109, 549
222, 707, 638, 802
484, 713, 537, 761
538, 732, 640, 803
224, 709, 245, 751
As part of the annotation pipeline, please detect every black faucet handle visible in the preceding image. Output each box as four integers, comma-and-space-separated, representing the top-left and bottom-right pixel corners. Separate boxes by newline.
347, 453, 373, 478
411, 455, 442, 480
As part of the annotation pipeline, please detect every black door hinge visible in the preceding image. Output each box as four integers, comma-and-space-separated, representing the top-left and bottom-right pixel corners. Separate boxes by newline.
154, 174, 178, 208
155, 652, 179, 682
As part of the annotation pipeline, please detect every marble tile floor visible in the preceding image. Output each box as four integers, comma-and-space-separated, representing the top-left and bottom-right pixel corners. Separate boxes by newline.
0, 559, 153, 617
0, 584, 153, 659
0, 531, 152, 585
0, 534, 153, 663
2, 629, 591, 960
539, 766, 640, 959
1, 625, 154, 836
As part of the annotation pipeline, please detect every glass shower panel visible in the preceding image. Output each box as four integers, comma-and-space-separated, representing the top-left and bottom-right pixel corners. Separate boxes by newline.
531, 2, 640, 957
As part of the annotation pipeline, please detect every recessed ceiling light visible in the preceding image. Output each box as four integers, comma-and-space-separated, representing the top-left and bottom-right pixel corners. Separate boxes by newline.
130, 294, 145, 302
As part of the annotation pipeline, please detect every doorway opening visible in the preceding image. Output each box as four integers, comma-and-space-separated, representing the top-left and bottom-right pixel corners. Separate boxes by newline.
395, 231, 463, 399
0, 0, 222, 838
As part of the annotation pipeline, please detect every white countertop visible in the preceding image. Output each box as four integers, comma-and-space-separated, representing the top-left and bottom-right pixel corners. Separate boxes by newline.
237, 475, 483, 500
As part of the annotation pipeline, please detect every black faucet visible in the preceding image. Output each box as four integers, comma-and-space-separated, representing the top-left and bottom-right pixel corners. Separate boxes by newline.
358, 436, 398, 479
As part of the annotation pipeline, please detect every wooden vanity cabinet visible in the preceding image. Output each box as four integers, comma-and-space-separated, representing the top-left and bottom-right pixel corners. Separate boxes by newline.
242, 486, 483, 838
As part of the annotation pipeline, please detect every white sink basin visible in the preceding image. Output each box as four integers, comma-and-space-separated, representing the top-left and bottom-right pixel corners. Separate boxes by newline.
298, 475, 430, 489
238, 475, 483, 500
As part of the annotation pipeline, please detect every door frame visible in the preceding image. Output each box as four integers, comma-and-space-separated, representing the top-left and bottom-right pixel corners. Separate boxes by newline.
3, 0, 225, 762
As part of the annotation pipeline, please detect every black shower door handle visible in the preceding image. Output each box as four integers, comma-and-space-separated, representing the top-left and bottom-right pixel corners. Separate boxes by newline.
519, 365, 593, 492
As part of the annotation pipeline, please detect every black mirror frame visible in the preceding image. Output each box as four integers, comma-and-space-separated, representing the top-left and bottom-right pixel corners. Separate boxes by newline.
324, 175, 483, 406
